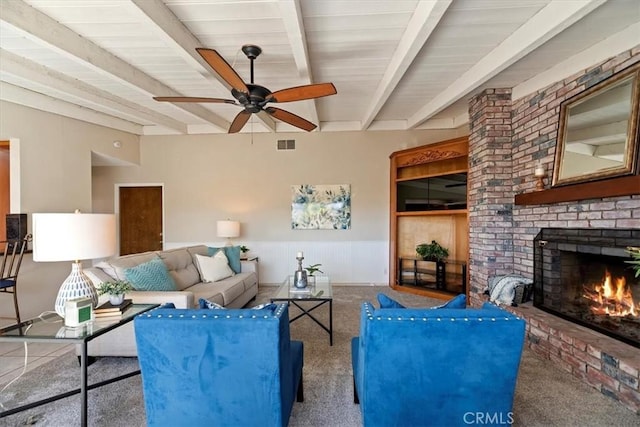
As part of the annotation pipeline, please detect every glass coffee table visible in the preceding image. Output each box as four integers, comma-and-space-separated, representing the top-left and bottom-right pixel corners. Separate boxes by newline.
271, 275, 333, 345
0, 303, 158, 427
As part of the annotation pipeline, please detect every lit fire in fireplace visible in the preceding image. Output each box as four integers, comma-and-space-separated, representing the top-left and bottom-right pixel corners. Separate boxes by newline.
583, 270, 637, 317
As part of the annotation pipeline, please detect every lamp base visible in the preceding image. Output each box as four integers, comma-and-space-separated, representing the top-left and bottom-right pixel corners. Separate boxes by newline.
54, 261, 99, 318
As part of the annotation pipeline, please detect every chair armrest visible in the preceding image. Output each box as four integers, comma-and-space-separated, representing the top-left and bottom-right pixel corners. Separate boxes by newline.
125, 290, 193, 309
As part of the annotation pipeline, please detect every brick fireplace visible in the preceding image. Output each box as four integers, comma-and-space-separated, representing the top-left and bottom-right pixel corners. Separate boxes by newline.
467, 47, 640, 413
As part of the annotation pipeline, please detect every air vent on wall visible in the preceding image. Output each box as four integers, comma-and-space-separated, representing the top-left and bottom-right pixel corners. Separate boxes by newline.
277, 139, 295, 150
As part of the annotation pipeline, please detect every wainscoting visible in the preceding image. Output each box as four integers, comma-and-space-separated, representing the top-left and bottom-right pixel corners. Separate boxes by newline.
167, 240, 389, 285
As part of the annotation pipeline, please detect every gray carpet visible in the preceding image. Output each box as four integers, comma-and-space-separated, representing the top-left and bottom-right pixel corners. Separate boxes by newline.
0, 286, 638, 426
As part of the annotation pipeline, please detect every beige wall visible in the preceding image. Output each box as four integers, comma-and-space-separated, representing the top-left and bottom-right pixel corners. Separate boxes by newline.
0, 99, 466, 322
93, 129, 467, 284
0, 101, 140, 325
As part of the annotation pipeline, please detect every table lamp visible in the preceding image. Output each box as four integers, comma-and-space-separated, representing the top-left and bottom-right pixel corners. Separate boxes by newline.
217, 220, 240, 246
33, 211, 117, 317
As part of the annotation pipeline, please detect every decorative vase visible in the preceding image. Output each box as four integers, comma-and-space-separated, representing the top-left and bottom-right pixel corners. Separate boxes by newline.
109, 294, 125, 305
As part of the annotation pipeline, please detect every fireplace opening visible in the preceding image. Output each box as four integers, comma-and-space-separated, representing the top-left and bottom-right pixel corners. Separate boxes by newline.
534, 228, 640, 348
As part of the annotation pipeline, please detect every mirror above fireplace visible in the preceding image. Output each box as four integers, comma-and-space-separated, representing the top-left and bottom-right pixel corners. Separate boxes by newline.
552, 63, 640, 187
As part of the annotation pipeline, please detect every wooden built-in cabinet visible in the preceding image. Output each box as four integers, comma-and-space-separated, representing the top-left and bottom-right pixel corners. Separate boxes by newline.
389, 136, 469, 300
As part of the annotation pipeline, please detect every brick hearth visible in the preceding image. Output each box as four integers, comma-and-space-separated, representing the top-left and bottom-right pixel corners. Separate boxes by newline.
510, 304, 640, 414
466, 46, 640, 414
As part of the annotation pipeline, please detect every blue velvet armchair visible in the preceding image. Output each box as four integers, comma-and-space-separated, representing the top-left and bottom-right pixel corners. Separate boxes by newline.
134, 303, 303, 427
351, 300, 526, 427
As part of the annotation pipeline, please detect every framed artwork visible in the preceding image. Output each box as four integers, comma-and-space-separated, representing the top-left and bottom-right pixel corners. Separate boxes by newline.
291, 184, 351, 230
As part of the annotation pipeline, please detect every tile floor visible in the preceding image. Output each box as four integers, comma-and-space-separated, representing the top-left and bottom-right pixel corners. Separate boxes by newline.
0, 341, 72, 386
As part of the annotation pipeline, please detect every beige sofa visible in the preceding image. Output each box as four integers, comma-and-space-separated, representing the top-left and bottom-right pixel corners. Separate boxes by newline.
82, 244, 259, 356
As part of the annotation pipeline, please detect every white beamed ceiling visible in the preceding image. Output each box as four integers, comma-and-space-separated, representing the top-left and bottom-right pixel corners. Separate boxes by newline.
0, 0, 638, 135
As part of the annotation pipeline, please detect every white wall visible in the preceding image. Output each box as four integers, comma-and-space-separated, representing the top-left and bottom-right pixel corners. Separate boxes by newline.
92, 129, 467, 284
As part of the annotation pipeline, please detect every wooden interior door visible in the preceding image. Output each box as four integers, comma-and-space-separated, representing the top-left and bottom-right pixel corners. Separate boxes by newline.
119, 186, 163, 255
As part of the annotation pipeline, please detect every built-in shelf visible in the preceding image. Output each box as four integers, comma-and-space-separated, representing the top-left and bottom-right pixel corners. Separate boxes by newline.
514, 175, 640, 205
396, 209, 467, 217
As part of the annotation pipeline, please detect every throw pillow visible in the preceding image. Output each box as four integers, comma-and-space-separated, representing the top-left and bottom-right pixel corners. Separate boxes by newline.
207, 246, 241, 274
195, 251, 234, 283
377, 293, 406, 309
199, 298, 225, 309
123, 257, 177, 292
431, 293, 467, 309
377, 293, 466, 309
198, 298, 277, 311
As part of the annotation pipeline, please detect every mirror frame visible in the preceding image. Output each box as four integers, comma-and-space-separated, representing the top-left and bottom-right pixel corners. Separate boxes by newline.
552, 63, 640, 187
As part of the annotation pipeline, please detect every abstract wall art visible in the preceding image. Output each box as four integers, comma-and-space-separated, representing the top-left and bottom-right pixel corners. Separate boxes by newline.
291, 184, 351, 230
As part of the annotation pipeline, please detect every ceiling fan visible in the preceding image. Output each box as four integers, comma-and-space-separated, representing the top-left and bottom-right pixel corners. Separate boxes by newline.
154, 45, 337, 133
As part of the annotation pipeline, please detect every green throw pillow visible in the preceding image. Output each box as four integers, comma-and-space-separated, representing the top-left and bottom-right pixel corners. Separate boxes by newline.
124, 257, 177, 292
208, 246, 241, 274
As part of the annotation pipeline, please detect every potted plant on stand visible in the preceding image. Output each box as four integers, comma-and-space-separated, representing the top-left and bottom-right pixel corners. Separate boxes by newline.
304, 263, 323, 286
98, 280, 133, 306
416, 240, 449, 262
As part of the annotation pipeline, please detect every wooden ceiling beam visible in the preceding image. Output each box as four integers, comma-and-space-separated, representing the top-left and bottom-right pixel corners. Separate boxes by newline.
127, 0, 276, 132
0, 82, 143, 134
0, 0, 230, 132
361, 0, 453, 130
407, 0, 608, 129
0, 49, 188, 134
277, 0, 320, 130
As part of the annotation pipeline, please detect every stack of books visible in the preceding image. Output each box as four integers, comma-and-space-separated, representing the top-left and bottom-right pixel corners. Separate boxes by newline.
93, 299, 133, 321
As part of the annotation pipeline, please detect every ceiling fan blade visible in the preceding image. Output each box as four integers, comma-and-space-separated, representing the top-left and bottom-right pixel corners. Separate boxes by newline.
154, 96, 237, 104
267, 83, 337, 103
196, 48, 249, 94
265, 107, 317, 132
229, 110, 252, 133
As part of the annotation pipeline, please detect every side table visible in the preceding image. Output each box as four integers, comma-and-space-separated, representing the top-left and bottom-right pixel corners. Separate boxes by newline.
0, 303, 158, 427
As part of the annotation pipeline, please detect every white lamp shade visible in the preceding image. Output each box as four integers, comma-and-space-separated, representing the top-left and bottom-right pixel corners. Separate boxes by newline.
217, 220, 240, 238
33, 212, 117, 262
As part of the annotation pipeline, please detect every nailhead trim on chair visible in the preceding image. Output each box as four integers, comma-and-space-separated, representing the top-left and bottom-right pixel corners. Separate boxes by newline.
142, 313, 275, 319
361, 301, 521, 322
140, 303, 286, 320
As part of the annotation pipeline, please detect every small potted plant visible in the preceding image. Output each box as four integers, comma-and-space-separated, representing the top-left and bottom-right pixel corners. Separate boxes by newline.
98, 280, 133, 305
304, 263, 323, 285
416, 240, 449, 262
240, 245, 250, 260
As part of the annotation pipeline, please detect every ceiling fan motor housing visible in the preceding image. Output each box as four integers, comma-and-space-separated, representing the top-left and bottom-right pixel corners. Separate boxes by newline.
232, 84, 271, 113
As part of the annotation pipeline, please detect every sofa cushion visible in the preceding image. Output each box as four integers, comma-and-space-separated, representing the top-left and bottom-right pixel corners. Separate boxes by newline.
187, 274, 246, 306
195, 252, 234, 282
208, 246, 241, 274
157, 247, 201, 290
124, 257, 178, 292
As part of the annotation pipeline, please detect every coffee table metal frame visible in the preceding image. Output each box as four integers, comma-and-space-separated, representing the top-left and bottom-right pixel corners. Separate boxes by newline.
271, 276, 333, 345
0, 303, 158, 427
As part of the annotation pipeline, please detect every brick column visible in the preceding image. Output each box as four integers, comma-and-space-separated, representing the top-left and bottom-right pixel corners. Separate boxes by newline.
468, 89, 515, 306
